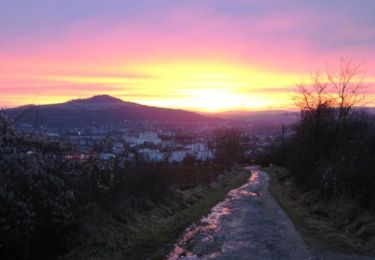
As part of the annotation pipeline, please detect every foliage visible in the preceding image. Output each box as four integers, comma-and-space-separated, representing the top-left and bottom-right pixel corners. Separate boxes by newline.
0, 114, 78, 259
0, 113, 234, 259
258, 61, 375, 211
213, 128, 245, 169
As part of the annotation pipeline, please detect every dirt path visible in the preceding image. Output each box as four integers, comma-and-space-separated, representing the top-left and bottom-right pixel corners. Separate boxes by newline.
168, 167, 372, 260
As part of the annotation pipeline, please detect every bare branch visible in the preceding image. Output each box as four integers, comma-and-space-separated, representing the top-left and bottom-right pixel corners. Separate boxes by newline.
295, 59, 365, 116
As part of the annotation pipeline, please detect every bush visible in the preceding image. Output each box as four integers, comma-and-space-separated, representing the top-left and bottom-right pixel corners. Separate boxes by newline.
260, 108, 375, 210
0, 115, 79, 259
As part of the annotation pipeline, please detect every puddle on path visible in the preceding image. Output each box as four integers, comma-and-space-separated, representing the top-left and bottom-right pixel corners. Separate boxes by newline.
168, 170, 258, 259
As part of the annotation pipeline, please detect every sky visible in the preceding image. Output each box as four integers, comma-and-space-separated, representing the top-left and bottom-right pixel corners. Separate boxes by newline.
0, 0, 374, 112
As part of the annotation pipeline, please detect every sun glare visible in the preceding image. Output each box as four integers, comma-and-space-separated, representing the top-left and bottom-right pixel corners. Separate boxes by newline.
183, 88, 245, 112
114, 60, 298, 111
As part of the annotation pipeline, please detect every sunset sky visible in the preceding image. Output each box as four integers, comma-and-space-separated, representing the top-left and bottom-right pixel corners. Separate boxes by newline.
1, 0, 374, 112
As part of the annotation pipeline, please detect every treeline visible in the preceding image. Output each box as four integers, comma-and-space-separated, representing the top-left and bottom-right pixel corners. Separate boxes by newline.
258, 61, 375, 211
0, 114, 244, 260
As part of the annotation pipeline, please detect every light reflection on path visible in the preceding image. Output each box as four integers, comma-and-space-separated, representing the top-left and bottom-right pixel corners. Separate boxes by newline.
168, 167, 259, 259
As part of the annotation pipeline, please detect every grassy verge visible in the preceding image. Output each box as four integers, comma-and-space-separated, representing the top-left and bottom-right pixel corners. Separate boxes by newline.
263, 166, 360, 253
67, 167, 250, 260
130, 169, 250, 259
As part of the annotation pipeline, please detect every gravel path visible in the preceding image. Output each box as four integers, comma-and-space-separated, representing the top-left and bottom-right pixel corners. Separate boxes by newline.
168, 167, 373, 260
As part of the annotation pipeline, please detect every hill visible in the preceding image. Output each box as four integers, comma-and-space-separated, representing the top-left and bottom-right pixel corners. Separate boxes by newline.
4, 95, 215, 127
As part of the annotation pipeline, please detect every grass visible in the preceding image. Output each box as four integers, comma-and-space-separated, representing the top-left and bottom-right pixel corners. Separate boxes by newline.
128, 169, 250, 259
263, 166, 361, 253
66, 167, 250, 260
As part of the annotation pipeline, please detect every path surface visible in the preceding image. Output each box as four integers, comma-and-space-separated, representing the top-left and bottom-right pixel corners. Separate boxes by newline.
168, 167, 372, 260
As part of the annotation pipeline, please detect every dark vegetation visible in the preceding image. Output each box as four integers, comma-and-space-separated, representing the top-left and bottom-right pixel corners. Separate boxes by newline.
258, 60, 375, 251
213, 128, 246, 169
68, 167, 249, 260
0, 114, 244, 260
265, 167, 360, 252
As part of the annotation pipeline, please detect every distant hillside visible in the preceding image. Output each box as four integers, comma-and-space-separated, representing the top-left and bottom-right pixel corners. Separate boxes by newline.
210, 107, 375, 126
207, 110, 299, 125
4, 95, 216, 127
366, 107, 375, 114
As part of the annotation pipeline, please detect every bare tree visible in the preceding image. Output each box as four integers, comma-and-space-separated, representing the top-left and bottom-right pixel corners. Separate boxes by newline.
294, 72, 331, 114
213, 128, 243, 169
294, 59, 366, 153
295, 59, 365, 112
327, 59, 365, 143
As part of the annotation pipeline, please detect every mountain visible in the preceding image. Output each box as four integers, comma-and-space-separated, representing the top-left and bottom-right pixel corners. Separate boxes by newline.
4, 95, 216, 127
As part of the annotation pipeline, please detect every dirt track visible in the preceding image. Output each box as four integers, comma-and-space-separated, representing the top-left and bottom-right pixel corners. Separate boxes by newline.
168, 167, 372, 260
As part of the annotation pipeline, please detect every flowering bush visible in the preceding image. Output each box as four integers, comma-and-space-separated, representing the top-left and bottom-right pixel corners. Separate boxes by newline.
0, 115, 78, 259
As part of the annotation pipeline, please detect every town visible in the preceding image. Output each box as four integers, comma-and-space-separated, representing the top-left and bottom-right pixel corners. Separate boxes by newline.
15, 120, 281, 167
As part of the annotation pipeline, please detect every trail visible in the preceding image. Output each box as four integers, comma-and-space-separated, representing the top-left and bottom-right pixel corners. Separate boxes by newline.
168, 167, 372, 260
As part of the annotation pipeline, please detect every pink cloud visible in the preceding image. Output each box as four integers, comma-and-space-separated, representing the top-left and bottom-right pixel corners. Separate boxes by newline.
1, 4, 374, 76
